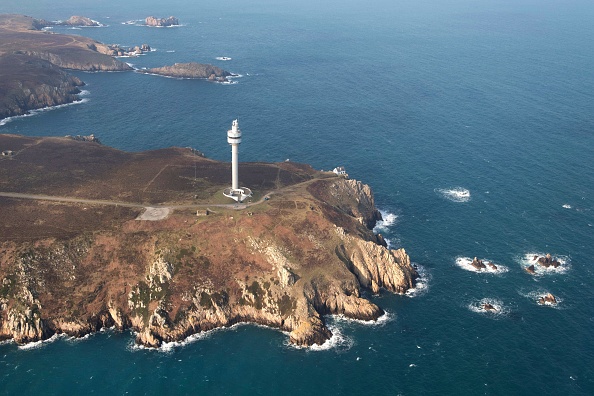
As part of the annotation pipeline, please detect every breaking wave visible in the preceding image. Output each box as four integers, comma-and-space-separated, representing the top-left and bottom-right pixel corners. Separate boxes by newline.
17, 333, 64, 350
299, 325, 353, 352
374, 210, 398, 233
0, 98, 89, 126
435, 187, 471, 202
406, 263, 430, 297
455, 256, 509, 274
332, 310, 395, 327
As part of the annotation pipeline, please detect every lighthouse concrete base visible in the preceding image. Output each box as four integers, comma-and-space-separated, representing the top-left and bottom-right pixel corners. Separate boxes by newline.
223, 187, 253, 202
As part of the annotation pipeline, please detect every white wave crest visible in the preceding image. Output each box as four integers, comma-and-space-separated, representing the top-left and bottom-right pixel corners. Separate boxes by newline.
455, 256, 509, 274
406, 263, 431, 297
18, 333, 64, 350
562, 204, 572, 209
518, 252, 570, 276
215, 56, 232, 61
467, 298, 509, 318
435, 187, 471, 202
332, 310, 395, 327
374, 210, 398, 233
0, 99, 89, 126
307, 326, 353, 352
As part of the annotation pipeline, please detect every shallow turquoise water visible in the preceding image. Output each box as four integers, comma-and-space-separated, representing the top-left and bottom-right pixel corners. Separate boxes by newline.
1, 0, 593, 394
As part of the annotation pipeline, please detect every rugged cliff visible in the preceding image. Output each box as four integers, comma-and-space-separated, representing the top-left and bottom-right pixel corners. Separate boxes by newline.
0, 14, 132, 119
0, 137, 418, 347
0, 54, 85, 119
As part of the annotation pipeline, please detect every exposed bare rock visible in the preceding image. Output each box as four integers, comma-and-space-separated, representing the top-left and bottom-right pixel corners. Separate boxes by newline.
338, 236, 417, 294
526, 264, 536, 275
471, 257, 486, 270
538, 293, 557, 305
483, 303, 497, 312
536, 253, 561, 268
145, 16, 179, 27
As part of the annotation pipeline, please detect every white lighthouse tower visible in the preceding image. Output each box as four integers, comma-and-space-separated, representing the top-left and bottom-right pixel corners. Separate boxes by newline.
223, 119, 252, 202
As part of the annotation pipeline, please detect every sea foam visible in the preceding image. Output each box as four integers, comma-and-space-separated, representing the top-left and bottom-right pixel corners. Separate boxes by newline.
0, 98, 89, 126
374, 210, 398, 233
435, 187, 471, 202
455, 256, 509, 274
518, 252, 570, 276
17, 333, 64, 350
406, 263, 431, 297
467, 298, 509, 318
518, 289, 563, 308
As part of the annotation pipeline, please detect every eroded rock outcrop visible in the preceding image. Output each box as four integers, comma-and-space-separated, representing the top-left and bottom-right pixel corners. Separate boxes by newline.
145, 16, 179, 27
0, 54, 85, 119
535, 254, 561, 268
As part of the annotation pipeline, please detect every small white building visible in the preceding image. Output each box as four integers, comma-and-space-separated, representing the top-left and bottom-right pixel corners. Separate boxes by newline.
333, 166, 346, 175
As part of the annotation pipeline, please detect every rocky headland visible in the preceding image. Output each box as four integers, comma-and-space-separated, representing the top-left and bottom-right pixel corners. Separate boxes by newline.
145, 16, 179, 27
0, 54, 85, 119
0, 14, 234, 120
0, 135, 418, 348
0, 14, 132, 119
53, 16, 104, 27
138, 62, 233, 81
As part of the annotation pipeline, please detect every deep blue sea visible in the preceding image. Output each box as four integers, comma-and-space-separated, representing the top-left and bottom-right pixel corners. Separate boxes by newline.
2, 0, 594, 394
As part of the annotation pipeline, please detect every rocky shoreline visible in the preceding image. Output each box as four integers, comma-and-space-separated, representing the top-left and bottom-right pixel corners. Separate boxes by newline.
0, 137, 418, 348
0, 14, 232, 121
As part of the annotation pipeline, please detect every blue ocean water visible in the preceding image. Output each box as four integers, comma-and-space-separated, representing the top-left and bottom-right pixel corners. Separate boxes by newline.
2, 0, 594, 394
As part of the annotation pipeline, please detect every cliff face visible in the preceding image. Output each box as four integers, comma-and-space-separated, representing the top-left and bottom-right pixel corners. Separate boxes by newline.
0, 14, 133, 119
0, 169, 417, 348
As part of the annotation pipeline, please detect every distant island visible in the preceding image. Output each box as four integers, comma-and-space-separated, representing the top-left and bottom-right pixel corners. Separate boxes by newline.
0, 135, 417, 347
139, 62, 235, 82
0, 14, 232, 120
145, 16, 179, 27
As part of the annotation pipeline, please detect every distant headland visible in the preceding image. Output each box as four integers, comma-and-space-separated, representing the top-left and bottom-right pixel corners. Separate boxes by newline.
0, 14, 232, 120
0, 134, 418, 348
